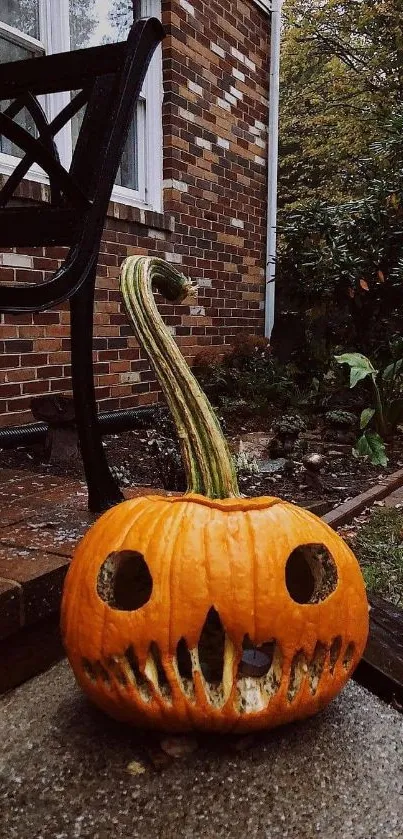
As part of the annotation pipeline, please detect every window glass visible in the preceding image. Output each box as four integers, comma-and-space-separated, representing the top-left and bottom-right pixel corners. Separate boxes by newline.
69, 0, 133, 49
0, 0, 39, 39
69, 0, 140, 193
0, 97, 37, 158
0, 2, 41, 157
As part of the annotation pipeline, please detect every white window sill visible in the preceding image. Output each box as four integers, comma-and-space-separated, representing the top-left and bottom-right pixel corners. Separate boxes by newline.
0, 155, 162, 214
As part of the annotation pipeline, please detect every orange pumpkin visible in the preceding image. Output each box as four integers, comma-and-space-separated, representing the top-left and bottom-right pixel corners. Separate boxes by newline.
61, 257, 369, 733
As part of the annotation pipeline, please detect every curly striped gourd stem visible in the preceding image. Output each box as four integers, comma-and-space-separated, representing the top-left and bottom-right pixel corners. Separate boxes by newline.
120, 256, 240, 499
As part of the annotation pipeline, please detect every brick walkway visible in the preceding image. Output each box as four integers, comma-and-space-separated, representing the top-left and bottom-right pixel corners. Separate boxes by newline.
0, 470, 94, 644
0, 468, 165, 692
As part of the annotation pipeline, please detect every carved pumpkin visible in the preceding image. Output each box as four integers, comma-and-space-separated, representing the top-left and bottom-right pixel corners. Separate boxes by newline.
61, 257, 369, 733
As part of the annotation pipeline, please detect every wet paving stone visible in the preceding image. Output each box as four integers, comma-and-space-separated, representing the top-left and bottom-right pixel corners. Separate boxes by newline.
0, 662, 402, 839
0, 546, 69, 625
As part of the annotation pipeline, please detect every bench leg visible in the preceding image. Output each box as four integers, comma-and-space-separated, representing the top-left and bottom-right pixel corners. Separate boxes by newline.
70, 268, 124, 513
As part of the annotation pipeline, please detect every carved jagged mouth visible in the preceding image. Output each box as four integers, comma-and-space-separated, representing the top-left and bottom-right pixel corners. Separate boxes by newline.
80, 609, 356, 715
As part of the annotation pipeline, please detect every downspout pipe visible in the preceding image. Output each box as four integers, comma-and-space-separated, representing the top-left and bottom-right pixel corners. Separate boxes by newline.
264, 0, 282, 338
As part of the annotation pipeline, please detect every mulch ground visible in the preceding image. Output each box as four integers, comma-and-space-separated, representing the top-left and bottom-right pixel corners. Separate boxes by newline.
1, 425, 403, 511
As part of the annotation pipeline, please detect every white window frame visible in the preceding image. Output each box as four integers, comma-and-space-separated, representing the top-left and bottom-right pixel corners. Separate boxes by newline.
0, 0, 163, 212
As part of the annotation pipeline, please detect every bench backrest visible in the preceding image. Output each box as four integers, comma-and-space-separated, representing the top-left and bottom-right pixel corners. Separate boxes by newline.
0, 17, 164, 311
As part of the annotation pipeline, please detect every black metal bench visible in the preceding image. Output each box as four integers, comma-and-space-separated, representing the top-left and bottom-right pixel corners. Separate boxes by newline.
0, 17, 164, 513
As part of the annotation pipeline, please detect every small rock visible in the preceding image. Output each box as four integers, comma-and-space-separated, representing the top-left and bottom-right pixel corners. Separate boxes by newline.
259, 457, 288, 474
160, 736, 198, 759
303, 453, 325, 472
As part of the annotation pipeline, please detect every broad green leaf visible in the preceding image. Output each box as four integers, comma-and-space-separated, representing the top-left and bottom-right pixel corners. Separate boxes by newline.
382, 359, 403, 381
360, 408, 375, 429
353, 432, 388, 467
335, 353, 377, 388
335, 353, 375, 371
350, 367, 375, 388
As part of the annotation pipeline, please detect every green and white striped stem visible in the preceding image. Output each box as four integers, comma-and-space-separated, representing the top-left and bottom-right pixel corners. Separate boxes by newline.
120, 256, 240, 499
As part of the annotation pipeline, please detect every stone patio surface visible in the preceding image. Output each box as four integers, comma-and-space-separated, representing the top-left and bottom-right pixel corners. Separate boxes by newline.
1, 661, 402, 839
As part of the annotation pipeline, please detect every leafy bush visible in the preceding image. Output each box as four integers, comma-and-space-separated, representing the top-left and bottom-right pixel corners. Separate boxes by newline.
192, 334, 298, 413
274, 112, 403, 367
335, 349, 403, 466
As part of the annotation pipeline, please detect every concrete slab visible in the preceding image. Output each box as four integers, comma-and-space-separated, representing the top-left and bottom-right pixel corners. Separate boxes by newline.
1, 661, 402, 839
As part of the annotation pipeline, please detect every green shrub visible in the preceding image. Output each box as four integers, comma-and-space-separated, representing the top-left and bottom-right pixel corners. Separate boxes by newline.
274, 111, 403, 367
192, 334, 299, 413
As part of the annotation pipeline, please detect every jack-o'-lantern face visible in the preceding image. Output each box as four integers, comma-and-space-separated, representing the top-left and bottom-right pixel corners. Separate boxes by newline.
61, 493, 368, 733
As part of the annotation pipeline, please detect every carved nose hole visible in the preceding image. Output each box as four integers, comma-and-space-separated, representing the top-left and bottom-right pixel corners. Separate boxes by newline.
198, 607, 225, 683
285, 544, 338, 604
97, 551, 153, 611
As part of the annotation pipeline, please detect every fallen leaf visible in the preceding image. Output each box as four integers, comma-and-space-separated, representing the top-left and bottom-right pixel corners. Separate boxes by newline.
160, 736, 198, 758
126, 760, 146, 776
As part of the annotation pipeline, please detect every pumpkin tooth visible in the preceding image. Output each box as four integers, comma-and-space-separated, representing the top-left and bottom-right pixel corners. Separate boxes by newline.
262, 643, 283, 699
236, 676, 267, 714
87, 659, 111, 687
82, 658, 97, 682
342, 642, 355, 671
235, 642, 283, 713
287, 651, 307, 703
106, 655, 128, 687
222, 635, 236, 703
308, 643, 327, 695
146, 642, 172, 703
329, 636, 343, 674
124, 646, 152, 702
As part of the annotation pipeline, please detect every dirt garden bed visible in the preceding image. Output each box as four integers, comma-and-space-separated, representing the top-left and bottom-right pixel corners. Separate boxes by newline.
1, 412, 403, 514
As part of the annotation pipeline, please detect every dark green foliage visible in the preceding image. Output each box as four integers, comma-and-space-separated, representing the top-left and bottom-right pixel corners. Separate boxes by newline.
280, 0, 403, 208
325, 410, 357, 429
192, 335, 299, 414
335, 347, 403, 464
272, 414, 306, 439
274, 113, 403, 366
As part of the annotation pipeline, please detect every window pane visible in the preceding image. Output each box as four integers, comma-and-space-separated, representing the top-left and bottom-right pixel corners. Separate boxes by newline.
114, 104, 140, 191
0, 33, 38, 157
0, 95, 37, 158
0, 0, 39, 39
69, 0, 133, 49
69, 0, 140, 193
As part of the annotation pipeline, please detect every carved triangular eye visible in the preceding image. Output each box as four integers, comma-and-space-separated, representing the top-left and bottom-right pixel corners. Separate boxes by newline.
198, 607, 225, 683
97, 551, 152, 610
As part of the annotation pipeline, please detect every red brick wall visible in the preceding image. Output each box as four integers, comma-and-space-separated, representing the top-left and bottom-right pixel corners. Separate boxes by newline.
0, 0, 270, 427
